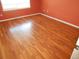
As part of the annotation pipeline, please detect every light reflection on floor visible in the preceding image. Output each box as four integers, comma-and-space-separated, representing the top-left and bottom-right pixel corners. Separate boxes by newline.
9, 22, 33, 40
10, 22, 32, 32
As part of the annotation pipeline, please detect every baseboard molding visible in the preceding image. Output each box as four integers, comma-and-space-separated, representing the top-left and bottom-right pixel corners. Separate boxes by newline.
0, 13, 79, 29
0, 13, 41, 22
40, 13, 79, 29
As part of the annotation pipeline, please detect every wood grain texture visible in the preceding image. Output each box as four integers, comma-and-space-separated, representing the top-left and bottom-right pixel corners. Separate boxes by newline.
0, 15, 79, 59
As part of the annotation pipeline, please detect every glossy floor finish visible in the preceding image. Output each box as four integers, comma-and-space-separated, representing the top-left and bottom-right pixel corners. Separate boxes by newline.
0, 15, 79, 59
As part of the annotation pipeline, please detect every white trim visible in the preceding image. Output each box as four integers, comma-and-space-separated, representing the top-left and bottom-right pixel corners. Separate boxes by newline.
0, 13, 41, 22
40, 13, 79, 29
0, 13, 79, 29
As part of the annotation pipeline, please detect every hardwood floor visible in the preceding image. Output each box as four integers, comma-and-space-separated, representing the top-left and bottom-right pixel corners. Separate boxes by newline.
0, 15, 79, 59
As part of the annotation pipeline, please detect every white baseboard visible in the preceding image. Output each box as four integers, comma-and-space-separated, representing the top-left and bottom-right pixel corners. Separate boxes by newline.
0, 13, 41, 22
0, 13, 79, 29
40, 13, 79, 29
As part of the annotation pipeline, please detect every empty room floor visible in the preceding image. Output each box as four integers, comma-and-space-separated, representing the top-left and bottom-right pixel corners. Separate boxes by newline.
0, 14, 79, 59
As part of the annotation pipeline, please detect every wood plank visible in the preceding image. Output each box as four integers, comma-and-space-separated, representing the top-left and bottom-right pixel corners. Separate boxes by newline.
0, 15, 79, 59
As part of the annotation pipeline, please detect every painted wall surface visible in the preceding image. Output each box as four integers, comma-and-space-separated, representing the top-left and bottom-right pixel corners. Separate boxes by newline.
0, 2, 3, 19
0, 0, 41, 20
0, 0, 79, 26
41, 0, 79, 26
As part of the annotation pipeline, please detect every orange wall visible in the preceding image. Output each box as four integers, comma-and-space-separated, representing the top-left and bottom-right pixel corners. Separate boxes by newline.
41, 0, 79, 26
0, 0, 79, 26
0, 0, 41, 20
